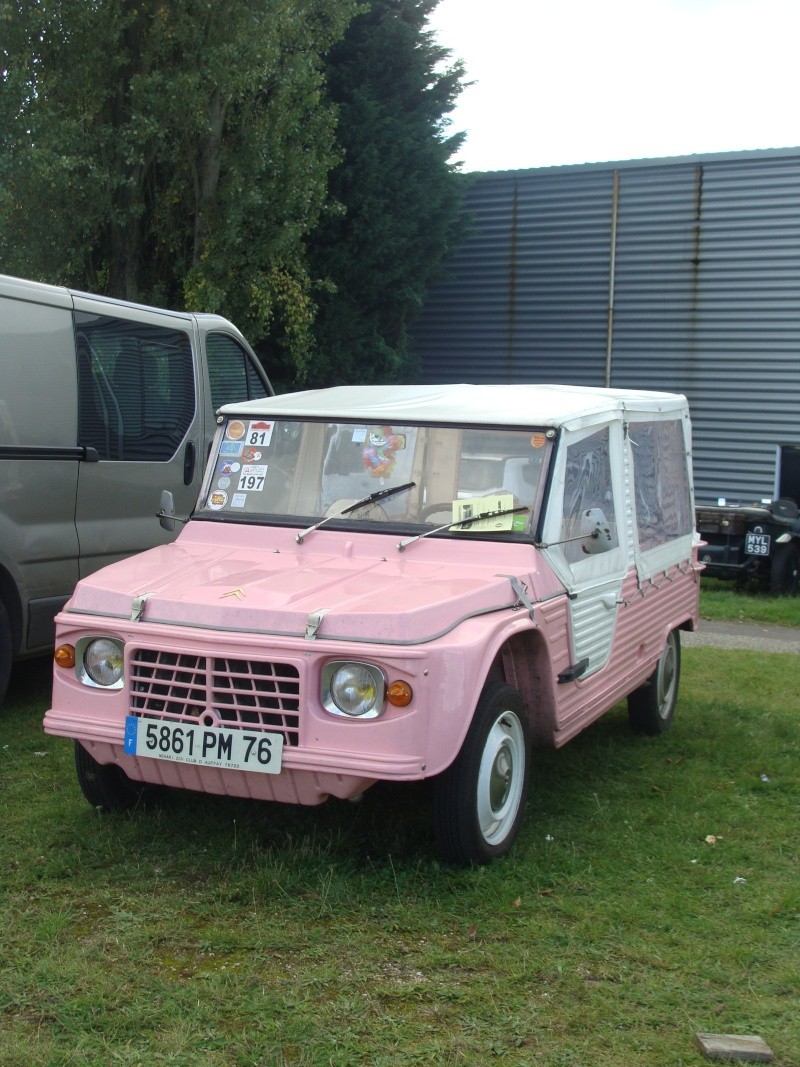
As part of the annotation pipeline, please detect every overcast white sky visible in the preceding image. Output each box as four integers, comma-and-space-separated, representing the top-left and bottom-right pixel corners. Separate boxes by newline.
427, 0, 800, 172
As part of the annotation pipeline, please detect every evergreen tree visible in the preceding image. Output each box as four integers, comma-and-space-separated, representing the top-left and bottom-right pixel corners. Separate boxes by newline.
0, 0, 358, 376
304, 0, 466, 386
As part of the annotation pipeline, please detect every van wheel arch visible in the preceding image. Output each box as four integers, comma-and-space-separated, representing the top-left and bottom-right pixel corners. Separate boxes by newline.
0, 598, 12, 704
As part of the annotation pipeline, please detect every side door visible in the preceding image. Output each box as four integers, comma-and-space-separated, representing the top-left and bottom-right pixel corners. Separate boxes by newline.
74, 304, 202, 577
0, 282, 81, 652
541, 420, 629, 680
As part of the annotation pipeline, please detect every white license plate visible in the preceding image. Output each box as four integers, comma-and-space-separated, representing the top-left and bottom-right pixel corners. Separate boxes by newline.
744, 532, 771, 556
124, 715, 283, 774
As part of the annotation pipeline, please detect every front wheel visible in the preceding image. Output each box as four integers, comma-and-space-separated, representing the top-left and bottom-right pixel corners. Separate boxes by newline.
628, 628, 681, 735
75, 742, 148, 811
433, 682, 531, 866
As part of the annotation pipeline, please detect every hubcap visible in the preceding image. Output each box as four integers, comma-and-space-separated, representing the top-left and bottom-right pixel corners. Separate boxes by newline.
656, 635, 678, 718
477, 711, 526, 845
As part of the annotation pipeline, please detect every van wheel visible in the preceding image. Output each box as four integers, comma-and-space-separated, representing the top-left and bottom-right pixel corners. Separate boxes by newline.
769, 543, 799, 596
0, 599, 12, 706
433, 682, 531, 866
628, 629, 681, 735
75, 742, 147, 812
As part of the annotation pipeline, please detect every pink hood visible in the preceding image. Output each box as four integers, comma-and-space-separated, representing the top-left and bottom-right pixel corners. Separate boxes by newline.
68, 522, 557, 643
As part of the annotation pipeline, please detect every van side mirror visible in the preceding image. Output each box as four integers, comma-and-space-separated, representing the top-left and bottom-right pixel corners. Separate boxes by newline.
158, 490, 176, 531
580, 507, 613, 554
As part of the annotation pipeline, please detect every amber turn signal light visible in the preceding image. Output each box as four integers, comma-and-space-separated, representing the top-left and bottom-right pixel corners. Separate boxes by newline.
54, 644, 76, 669
387, 680, 413, 707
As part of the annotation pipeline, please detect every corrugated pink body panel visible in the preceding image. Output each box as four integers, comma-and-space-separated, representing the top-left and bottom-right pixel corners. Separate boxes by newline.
540, 564, 700, 747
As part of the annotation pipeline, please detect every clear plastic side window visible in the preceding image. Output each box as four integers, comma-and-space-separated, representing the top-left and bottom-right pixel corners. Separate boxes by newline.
560, 426, 618, 563
629, 419, 692, 551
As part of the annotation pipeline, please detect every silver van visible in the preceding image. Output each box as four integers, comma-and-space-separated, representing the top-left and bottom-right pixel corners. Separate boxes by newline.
0, 273, 272, 703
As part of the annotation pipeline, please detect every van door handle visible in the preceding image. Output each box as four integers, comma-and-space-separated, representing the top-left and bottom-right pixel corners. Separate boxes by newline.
183, 441, 196, 485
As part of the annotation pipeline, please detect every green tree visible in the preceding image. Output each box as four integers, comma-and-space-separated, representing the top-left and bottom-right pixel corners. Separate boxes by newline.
0, 0, 358, 376
303, 0, 466, 387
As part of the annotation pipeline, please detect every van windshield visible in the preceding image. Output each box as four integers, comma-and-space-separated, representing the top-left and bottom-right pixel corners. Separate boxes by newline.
197, 416, 552, 541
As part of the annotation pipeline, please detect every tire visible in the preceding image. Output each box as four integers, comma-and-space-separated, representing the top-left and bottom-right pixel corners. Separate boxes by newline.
628, 628, 681, 735
769, 542, 799, 597
433, 681, 531, 866
74, 742, 147, 812
0, 599, 12, 707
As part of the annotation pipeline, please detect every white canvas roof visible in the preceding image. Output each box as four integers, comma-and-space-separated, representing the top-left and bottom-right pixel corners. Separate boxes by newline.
223, 383, 687, 430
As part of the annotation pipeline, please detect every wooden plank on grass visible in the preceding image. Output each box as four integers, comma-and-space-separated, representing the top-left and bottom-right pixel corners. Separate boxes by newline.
694, 1033, 773, 1062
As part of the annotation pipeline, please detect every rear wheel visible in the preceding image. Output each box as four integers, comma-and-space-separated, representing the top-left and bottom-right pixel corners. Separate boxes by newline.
769, 542, 799, 596
628, 628, 681, 735
433, 682, 531, 866
75, 742, 148, 811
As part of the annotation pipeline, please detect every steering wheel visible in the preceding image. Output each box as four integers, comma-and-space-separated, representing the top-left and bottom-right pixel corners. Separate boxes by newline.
420, 502, 454, 522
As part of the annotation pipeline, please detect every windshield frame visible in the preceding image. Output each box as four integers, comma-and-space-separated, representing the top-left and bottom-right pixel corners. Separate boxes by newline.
194, 415, 555, 544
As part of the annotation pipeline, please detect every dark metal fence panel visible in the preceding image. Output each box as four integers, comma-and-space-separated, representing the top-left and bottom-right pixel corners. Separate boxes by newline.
413, 149, 800, 504
415, 167, 614, 385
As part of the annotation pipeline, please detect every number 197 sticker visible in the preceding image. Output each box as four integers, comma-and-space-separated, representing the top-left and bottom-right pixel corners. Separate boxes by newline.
237, 464, 267, 492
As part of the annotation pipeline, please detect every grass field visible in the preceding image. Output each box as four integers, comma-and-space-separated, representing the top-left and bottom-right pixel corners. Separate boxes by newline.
1, 591, 798, 1066
700, 578, 800, 628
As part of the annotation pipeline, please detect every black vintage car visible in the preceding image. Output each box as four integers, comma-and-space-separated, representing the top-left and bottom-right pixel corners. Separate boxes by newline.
696, 497, 800, 595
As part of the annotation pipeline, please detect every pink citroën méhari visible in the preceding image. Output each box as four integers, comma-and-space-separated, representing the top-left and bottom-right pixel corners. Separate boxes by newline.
45, 384, 700, 865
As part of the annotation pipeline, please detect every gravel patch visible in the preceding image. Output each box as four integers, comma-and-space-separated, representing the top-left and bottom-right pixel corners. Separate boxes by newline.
683, 620, 800, 654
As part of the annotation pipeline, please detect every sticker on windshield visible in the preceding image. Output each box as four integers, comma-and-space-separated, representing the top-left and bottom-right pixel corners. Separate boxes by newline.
242, 447, 262, 463
216, 460, 241, 477
226, 421, 246, 441
207, 490, 228, 510
219, 441, 243, 456
246, 421, 274, 447
237, 464, 267, 492
231, 493, 247, 508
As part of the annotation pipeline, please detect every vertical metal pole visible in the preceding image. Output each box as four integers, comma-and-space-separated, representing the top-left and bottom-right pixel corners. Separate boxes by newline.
605, 170, 620, 388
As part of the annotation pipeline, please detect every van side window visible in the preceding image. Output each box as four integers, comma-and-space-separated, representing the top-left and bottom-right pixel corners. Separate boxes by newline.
206, 333, 266, 411
76, 312, 194, 462
560, 426, 618, 563
629, 419, 692, 551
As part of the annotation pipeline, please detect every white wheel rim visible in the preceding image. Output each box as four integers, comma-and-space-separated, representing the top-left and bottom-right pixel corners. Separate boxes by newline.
656, 634, 678, 719
476, 711, 526, 845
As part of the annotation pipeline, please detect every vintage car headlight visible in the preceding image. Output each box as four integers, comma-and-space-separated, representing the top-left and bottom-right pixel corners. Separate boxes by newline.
322, 662, 385, 718
78, 637, 125, 689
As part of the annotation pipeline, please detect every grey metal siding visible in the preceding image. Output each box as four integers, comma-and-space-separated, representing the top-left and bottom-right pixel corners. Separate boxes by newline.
414, 148, 800, 505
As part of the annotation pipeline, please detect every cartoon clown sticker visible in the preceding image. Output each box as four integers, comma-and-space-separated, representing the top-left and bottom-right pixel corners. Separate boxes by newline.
362, 426, 403, 479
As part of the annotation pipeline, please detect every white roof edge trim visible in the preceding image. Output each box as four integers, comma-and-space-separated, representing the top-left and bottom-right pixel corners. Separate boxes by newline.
220, 383, 689, 429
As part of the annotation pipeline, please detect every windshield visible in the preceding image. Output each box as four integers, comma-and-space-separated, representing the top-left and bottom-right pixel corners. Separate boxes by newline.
198, 417, 552, 541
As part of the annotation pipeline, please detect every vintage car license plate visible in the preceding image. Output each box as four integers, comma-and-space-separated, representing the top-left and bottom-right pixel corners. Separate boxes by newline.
744, 532, 771, 556
124, 716, 283, 774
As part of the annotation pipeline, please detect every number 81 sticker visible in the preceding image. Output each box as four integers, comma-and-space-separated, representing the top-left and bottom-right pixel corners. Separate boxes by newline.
237, 464, 267, 492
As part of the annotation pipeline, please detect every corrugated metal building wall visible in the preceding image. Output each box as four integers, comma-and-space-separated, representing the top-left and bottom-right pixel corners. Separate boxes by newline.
412, 148, 800, 504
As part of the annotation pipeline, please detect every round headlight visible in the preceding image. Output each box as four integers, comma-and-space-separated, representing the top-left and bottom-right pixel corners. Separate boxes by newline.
328, 663, 384, 717
83, 638, 124, 687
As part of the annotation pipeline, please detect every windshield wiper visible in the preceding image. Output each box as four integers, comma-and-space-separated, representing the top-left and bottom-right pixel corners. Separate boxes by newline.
396, 504, 529, 552
295, 482, 416, 544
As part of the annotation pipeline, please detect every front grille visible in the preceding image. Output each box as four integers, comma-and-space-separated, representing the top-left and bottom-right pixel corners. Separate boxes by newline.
129, 649, 301, 746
